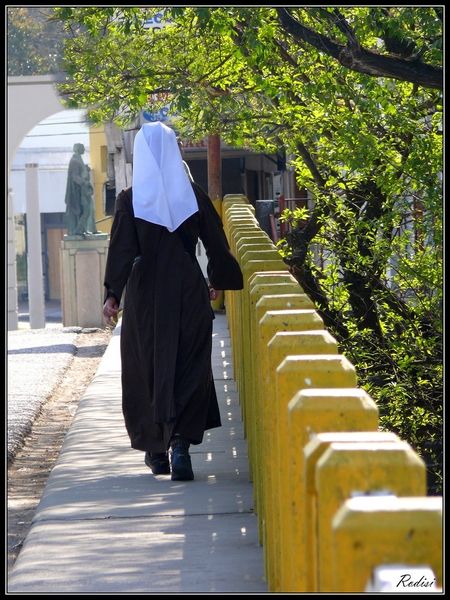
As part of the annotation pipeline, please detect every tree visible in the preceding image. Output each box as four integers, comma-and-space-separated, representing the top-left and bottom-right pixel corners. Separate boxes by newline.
276, 7, 443, 89
53, 7, 443, 493
7, 7, 66, 76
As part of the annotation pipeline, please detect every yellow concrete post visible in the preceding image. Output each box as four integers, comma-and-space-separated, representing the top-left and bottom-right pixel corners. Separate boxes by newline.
267, 355, 358, 591
224, 214, 256, 231
240, 252, 285, 399
255, 330, 339, 550
247, 292, 306, 480
247, 274, 307, 479
225, 208, 254, 219
282, 390, 380, 592
225, 236, 273, 362
236, 238, 273, 254
221, 224, 247, 358
223, 193, 250, 205
247, 294, 316, 527
252, 294, 314, 421
241, 248, 280, 261
230, 230, 262, 263
248, 271, 298, 290
226, 232, 266, 391
331, 495, 443, 592
257, 312, 327, 489
299, 431, 399, 591
312, 440, 426, 592
256, 310, 328, 574
228, 224, 259, 244
224, 202, 252, 211
226, 230, 265, 367
227, 215, 256, 226
257, 311, 326, 500
238, 260, 290, 426
235, 248, 282, 409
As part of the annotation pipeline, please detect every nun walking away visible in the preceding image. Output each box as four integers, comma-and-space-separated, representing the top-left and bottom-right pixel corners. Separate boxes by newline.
102, 122, 243, 481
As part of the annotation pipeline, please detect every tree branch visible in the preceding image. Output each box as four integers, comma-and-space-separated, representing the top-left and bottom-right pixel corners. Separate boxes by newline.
277, 8, 443, 90
289, 263, 350, 341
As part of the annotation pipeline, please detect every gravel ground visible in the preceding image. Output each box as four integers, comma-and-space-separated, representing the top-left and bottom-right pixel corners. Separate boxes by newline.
7, 326, 102, 464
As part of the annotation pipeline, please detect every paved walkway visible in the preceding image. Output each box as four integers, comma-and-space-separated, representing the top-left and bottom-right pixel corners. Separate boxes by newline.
8, 313, 267, 594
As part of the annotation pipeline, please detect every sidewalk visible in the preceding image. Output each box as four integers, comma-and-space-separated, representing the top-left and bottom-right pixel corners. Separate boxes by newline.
8, 313, 267, 594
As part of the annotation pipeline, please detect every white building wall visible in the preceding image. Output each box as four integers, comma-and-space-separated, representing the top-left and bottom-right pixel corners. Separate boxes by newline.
11, 146, 91, 214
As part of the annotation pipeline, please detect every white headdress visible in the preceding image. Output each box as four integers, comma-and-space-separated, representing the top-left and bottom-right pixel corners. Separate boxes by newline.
132, 122, 198, 232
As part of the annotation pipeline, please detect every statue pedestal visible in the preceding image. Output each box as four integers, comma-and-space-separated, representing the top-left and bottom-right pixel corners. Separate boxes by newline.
60, 234, 109, 328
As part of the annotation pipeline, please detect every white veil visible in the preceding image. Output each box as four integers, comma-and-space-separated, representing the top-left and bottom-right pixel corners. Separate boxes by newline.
132, 122, 198, 232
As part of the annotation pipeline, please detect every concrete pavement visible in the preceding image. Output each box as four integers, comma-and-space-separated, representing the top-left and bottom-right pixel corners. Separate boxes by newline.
8, 313, 267, 594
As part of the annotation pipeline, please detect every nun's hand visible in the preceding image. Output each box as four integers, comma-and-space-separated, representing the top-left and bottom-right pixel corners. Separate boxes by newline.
103, 297, 119, 325
209, 287, 220, 301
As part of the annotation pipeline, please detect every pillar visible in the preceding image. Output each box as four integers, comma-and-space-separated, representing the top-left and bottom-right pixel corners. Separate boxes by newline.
8, 188, 18, 330
25, 163, 45, 329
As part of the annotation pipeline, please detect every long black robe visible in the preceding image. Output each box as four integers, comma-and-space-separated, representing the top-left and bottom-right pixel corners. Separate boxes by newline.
104, 183, 243, 453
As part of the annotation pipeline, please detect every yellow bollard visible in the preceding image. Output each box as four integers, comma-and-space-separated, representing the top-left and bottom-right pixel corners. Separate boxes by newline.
236, 237, 273, 253
211, 198, 222, 218
225, 231, 265, 366
308, 439, 426, 592
247, 274, 307, 470
228, 222, 259, 238
265, 354, 356, 591
223, 193, 250, 205
248, 271, 298, 290
255, 330, 339, 550
238, 261, 290, 421
235, 248, 281, 403
252, 294, 315, 410
284, 396, 381, 591
267, 355, 358, 591
256, 309, 327, 577
251, 282, 300, 300
299, 430, 399, 591
331, 495, 443, 592
257, 311, 326, 484
226, 235, 268, 392
229, 227, 262, 254
247, 294, 317, 530
241, 248, 281, 264
227, 215, 257, 226
247, 294, 306, 466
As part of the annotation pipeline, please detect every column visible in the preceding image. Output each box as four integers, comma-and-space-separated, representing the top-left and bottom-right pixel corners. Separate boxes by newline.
25, 163, 45, 329
7, 188, 18, 330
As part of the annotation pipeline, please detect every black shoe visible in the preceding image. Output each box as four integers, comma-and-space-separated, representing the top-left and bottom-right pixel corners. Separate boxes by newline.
170, 437, 194, 481
145, 451, 170, 475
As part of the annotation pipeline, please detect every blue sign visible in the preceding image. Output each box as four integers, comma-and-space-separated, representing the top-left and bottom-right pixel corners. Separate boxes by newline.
143, 12, 172, 30
142, 106, 171, 122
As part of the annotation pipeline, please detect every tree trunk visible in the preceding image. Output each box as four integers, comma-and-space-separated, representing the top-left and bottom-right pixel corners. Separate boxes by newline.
207, 134, 222, 201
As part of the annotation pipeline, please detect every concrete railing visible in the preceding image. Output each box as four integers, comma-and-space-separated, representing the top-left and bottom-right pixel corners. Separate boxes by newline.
220, 194, 442, 593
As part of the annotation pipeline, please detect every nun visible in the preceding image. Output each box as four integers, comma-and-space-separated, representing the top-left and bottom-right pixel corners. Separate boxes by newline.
103, 121, 243, 481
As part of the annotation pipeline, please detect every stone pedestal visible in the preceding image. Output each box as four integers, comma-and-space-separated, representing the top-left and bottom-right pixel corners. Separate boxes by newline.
60, 234, 109, 328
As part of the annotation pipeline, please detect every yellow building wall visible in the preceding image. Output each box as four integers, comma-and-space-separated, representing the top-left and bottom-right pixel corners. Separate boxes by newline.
89, 124, 113, 235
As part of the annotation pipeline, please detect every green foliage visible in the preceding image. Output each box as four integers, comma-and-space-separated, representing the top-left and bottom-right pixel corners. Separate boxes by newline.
341, 321, 442, 494
52, 6, 443, 494
7, 7, 66, 76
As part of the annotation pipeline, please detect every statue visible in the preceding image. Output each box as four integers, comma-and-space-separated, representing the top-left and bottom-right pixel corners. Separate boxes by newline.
64, 143, 100, 236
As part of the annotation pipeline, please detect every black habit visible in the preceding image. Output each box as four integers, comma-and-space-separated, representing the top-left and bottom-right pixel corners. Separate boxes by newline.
104, 183, 243, 453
